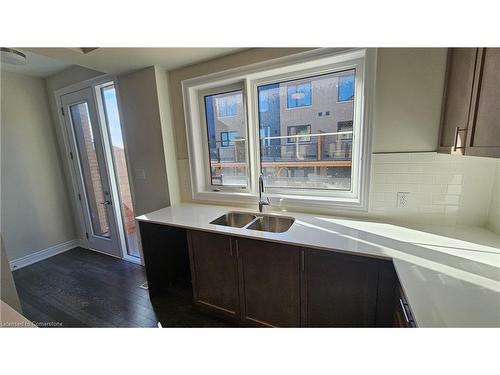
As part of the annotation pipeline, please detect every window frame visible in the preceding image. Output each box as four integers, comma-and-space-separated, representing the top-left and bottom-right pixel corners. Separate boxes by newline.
185, 81, 253, 200
182, 48, 375, 211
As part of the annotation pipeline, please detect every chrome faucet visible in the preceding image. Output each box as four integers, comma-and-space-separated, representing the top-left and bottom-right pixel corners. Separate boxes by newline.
258, 173, 270, 212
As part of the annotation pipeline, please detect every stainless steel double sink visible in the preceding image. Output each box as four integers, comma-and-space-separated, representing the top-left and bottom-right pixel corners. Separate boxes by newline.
210, 211, 295, 233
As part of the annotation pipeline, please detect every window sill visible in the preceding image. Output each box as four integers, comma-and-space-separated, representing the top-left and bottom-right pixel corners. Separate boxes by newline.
192, 190, 368, 213
266, 193, 368, 212
193, 190, 257, 206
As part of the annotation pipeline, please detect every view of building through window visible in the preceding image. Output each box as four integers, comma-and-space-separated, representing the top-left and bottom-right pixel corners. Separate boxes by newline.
69, 102, 111, 238
202, 69, 355, 191
204, 90, 247, 187
258, 69, 355, 190
101, 85, 140, 258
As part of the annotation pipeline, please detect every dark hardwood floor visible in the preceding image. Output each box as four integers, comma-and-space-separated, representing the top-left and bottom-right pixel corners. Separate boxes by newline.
13, 247, 234, 328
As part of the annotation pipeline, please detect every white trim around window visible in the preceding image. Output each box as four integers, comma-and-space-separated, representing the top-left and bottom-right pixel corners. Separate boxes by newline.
182, 48, 376, 211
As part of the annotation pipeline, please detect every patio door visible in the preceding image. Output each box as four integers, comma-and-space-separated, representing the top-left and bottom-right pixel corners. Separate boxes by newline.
61, 88, 121, 257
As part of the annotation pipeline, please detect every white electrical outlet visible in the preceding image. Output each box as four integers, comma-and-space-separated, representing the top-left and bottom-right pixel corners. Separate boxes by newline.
397, 192, 410, 208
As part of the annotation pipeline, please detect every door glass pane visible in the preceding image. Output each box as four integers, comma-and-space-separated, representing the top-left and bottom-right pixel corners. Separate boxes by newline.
204, 89, 247, 187
70, 103, 111, 237
258, 69, 355, 190
101, 85, 139, 258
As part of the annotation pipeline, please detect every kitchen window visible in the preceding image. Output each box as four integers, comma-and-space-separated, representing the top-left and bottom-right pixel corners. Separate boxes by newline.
202, 87, 248, 188
183, 49, 374, 210
257, 70, 356, 191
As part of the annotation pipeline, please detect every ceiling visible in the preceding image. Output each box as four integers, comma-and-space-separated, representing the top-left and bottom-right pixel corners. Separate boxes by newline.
1, 50, 72, 77
19, 47, 246, 77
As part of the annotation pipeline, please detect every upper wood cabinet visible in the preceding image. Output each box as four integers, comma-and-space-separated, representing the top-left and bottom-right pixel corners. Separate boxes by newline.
468, 48, 500, 156
439, 48, 500, 158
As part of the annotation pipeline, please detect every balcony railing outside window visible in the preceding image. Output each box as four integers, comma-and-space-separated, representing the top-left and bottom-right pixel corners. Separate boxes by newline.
209, 131, 353, 189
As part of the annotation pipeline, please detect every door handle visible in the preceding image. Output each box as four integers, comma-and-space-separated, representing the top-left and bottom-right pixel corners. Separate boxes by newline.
100, 200, 112, 205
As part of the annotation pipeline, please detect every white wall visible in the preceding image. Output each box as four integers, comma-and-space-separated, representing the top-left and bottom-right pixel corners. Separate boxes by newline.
1, 71, 76, 261
373, 48, 447, 152
117, 67, 172, 215
154, 67, 181, 206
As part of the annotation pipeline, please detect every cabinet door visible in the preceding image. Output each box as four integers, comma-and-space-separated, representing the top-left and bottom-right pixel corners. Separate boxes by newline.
439, 48, 478, 152
467, 48, 500, 157
187, 230, 240, 320
393, 285, 417, 328
236, 238, 301, 327
305, 249, 379, 327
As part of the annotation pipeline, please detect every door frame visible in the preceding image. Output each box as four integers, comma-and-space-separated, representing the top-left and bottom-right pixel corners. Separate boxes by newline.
60, 87, 121, 256
54, 75, 142, 264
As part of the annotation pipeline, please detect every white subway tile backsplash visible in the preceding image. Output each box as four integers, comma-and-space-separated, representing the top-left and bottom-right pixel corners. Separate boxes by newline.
419, 184, 446, 194
373, 183, 397, 193
369, 152, 495, 228
445, 205, 459, 214
418, 204, 445, 213
446, 185, 462, 195
372, 174, 386, 184
409, 152, 437, 163
371, 200, 391, 210
375, 163, 423, 173
371, 192, 385, 202
396, 183, 419, 193
384, 192, 397, 203
432, 194, 460, 205
414, 192, 432, 204
435, 173, 463, 185
385, 174, 410, 184
408, 173, 435, 184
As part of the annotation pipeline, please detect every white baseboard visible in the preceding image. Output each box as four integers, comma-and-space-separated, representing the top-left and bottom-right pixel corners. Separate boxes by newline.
9, 239, 84, 271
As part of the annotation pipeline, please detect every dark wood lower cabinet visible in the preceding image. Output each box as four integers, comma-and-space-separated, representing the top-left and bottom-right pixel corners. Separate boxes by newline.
139, 222, 190, 296
141, 227, 403, 328
393, 285, 417, 328
237, 238, 301, 327
187, 230, 240, 321
304, 249, 381, 327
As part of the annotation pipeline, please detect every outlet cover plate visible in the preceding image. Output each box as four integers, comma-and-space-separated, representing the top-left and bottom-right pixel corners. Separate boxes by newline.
397, 192, 410, 208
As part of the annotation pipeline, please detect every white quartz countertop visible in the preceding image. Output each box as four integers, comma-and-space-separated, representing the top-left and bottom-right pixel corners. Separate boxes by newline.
137, 203, 500, 327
